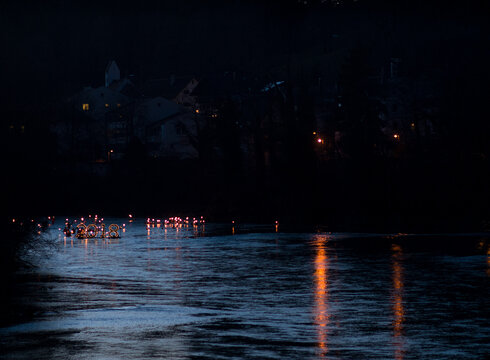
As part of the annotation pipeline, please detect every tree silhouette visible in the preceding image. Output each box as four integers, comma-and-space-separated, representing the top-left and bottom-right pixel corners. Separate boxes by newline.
336, 47, 385, 159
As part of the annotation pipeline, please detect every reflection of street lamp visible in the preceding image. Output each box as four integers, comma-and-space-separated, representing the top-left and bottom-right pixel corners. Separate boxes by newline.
107, 149, 114, 162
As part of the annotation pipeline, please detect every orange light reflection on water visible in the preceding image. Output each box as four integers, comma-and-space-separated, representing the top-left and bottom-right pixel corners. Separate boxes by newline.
313, 235, 330, 357
391, 244, 405, 360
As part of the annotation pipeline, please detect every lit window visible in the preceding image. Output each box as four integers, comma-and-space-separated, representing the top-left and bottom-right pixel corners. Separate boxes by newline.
82, 104, 89, 111
117, 103, 121, 108
105, 103, 109, 108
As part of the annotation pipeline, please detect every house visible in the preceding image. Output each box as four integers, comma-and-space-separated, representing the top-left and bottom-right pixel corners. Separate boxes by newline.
70, 85, 130, 121
133, 96, 198, 159
141, 76, 196, 100
105, 60, 120, 87
60, 61, 200, 161
174, 78, 199, 108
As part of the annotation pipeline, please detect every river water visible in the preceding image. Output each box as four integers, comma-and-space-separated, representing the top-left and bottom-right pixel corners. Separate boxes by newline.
1, 218, 489, 359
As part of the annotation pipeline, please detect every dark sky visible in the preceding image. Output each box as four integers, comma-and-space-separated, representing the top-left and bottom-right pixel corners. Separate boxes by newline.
0, 0, 488, 108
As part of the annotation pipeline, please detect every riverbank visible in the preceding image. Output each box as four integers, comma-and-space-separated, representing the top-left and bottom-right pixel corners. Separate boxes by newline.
6, 156, 490, 233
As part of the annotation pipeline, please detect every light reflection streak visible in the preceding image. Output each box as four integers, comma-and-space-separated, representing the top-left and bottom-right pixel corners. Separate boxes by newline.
84, 238, 88, 263
313, 235, 330, 357
391, 244, 405, 360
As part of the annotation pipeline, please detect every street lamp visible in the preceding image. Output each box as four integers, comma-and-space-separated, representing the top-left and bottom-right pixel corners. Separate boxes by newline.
107, 149, 114, 162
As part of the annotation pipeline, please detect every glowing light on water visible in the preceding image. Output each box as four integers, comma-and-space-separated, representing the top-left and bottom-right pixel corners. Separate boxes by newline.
313, 235, 330, 356
392, 244, 405, 360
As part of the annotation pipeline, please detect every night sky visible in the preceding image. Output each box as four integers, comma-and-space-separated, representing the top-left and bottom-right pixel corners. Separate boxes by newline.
1, 0, 488, 106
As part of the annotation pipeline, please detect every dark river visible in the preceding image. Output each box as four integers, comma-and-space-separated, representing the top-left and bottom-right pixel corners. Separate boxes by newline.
1, 218, 489, 359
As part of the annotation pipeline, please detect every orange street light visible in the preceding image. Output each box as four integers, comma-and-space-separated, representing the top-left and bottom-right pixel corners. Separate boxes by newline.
108, 149, 114, 162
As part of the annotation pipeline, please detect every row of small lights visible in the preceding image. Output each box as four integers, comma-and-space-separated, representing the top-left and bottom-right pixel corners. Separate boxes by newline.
314, 131, 402, 143
146, 216, 206, 228
13, 215, 280, 233
61, 214, 126, 234
12, 217, 53, 223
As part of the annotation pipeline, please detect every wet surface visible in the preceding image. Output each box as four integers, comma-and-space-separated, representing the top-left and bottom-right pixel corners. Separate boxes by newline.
1, 219, 489, 359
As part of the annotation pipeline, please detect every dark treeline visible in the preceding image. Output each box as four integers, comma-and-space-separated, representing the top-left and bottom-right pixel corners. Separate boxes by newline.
3, 0, 490, 231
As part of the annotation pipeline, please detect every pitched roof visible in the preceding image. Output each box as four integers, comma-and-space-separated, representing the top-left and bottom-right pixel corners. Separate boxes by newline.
109, 78, 143, 98
191, 72, 261, 99
105, 60, 119, 73
134, 96, 183, 127
141, 76, 195, 99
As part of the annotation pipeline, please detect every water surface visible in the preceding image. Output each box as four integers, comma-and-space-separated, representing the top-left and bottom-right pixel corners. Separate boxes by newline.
1, 219, 489, 359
